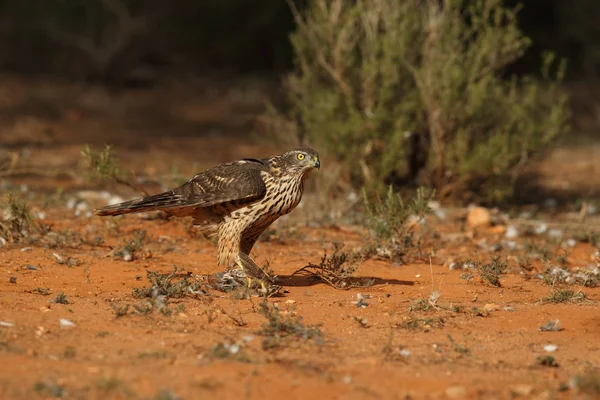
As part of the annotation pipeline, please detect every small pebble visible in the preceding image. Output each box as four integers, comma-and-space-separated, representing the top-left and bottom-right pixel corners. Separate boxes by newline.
483, 303, 499, 312
543, 344, 558, 353
505, 225, 519, 239
511, 385, 534, 396
59, 318, 76, 328
446, 386, 467, 398
228, 343, 240, 355
352, 293, 370, 308
347, 192, 359, 204
241, 335, 254, 344
66, 198, 77, 209
466, 206, 491, 229
122, 251, 133, 262
534, 223, 548, 235
539, 320, 562, 332
0, 321, 14, 328
548, 229, 563, 240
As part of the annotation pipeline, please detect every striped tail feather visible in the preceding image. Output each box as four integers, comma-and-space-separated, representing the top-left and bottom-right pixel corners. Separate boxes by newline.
94, 191, 186, 216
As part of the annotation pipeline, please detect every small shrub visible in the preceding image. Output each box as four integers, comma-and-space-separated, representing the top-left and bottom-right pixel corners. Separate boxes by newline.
536, 355, 559, 368
50, 292, 70, 305
539, 319, 563, 332
33, 380, 66, 398
362, 186, 432, 262
292, 243, 367, 289
0, 194, 35, 243
262, 0, 570, 202
541, 289, 587, 304
111, 304, 131, 318
132, 266, 210, 316
81, 144, 148, 195
258, 301, 322, 349
81, 144, 121, 182
408, 290, 441, 312
397, 317, 444, 331
32, 287, 51, 296
52, 252, 81, 267
461, 255, 508, 287
541, 265, 598, 288
93, 377, 132, 397
133, 267, 209, 300
570, 371, 600, 395
206, 341, 252, 363
62, 346, 76, 359
447, 334, 470, 355
137, 350, 174, 360
154, 388, 182, 400
112, 230, 148, 262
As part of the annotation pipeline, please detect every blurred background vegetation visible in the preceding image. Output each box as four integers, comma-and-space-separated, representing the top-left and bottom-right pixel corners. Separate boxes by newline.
0, 0, 599, 206
0, 0, 596, 82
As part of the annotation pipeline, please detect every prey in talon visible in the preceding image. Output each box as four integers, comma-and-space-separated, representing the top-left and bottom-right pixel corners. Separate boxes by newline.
94, 148, 320, 296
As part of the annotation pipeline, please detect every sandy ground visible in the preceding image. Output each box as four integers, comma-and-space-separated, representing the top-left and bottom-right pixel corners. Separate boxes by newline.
1, 78, 600, 399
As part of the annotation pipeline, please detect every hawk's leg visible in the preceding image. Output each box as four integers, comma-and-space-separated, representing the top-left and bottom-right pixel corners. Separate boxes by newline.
234, 252, 280, 296
216, 220, 279, 295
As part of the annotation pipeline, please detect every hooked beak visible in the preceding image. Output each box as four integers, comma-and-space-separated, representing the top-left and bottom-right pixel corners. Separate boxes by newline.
313, 157, 320, 169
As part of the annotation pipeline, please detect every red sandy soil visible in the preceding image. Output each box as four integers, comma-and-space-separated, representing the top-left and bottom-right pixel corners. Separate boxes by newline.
1, 214, 599, 400
0, 78, 599, 399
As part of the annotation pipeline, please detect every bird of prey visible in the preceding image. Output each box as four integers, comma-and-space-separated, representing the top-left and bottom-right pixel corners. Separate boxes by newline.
94, 148, 320, 294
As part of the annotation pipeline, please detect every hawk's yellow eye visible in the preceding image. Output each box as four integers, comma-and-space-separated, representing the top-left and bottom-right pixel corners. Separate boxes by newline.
297, 153, 305, 160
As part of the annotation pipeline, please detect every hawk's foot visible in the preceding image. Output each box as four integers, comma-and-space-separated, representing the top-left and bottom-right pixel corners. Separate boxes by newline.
214, 268, 281, 297
214, 253, 281, 297
235, 252, 281, 296
235, 252, 276, 285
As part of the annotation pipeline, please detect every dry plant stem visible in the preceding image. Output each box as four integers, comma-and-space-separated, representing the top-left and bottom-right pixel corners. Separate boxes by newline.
0, 221, 13, 241
115, 171, 150, 197
290, 265, 357, 289
291, 261, 367, 290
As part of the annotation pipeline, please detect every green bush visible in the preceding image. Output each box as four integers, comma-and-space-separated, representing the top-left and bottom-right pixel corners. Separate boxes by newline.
262, 0, 570, 202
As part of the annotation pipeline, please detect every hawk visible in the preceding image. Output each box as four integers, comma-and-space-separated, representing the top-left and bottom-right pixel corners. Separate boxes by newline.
94, 148, 320, 293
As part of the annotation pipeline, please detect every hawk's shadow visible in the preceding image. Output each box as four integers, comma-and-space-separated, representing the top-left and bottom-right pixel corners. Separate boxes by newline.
274, 274, 414, 288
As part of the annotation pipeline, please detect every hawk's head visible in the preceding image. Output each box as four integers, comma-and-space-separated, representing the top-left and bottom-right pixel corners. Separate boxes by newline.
281, 148, 320, 174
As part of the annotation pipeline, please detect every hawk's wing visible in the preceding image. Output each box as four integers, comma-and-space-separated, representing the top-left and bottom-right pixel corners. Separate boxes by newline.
94, 160, 268, 216
175, 161, 267, 208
